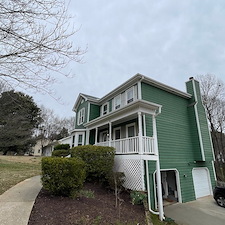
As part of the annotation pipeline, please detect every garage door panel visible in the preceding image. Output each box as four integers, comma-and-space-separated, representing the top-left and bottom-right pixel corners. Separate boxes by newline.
192, 168, 211, 199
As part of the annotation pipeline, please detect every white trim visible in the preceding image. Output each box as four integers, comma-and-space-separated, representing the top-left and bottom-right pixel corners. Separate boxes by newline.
87, 102, 90, 123
143, 114, 146, 136
192, 80, 205, 161
126, 86, 135, 104
86, 129, 90, 145
101, 102, 109, 116
212, 160, 217, 181
114, 94, 122, 110
74, 132, 85, 146
77, 107, 85, 125
138, 80, 142, 100
153, 168, 182, 210
126, 122, 136, 137
109, 122, 112, 147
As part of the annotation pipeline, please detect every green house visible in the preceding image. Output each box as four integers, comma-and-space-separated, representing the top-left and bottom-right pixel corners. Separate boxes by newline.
71, 74, 216, 220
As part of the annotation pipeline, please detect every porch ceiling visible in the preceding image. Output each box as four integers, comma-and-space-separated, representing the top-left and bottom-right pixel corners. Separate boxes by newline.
85, 99, 162, 129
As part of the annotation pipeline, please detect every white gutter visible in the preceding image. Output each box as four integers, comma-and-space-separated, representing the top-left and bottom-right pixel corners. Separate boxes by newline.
145, 160, 159, 215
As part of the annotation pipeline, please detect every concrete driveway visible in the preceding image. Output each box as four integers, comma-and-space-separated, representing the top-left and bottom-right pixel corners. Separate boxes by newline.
164, 196, 225, 225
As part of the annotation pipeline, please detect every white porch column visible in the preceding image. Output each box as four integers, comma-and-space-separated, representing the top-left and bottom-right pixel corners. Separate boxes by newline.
152, 114, 164, 221
95, 127, 98, 145
143, 114, 146, 137
138, 111, 145, 191
138, 111, 143, 154
86, 129, 90, 145
109, 122, 112, 147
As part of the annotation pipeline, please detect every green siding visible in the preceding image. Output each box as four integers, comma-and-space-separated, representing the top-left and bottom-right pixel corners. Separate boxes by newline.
142, 82, 215, 203
75, 99, 88, 129
89, 104, 100, 121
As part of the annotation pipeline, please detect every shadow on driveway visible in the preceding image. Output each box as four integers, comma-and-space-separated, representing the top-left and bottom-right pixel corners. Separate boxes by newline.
164, 196, 225, 225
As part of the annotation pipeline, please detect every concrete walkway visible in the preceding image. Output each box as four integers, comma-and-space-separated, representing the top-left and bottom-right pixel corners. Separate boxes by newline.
164, 196, 225, 225
0, 176, 42, 225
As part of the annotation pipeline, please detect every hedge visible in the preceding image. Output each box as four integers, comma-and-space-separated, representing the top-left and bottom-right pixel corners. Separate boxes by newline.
54, 144, 70, 150
52, 149, 70, 157
71, 145, 115, 184
41, 157, 86, 197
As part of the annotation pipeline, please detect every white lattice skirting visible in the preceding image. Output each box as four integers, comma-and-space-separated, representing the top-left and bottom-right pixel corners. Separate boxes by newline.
114, 155, 145, 191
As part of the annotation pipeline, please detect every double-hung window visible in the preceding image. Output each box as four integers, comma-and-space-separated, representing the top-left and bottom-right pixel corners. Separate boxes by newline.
114, 95, 121, 110
78, 108, 85, 125
126, 87, 134, 104
102, 102, 109, 115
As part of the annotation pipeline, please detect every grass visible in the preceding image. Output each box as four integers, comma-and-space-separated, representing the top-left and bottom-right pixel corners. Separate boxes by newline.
0, 155, 42, 195
151, 213, 178, 225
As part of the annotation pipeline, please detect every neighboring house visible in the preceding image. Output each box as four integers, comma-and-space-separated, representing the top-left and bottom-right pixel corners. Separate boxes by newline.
71, 74, 216, 220
42, 140, 59, 156
32, 138, 51, 156
58, 136, 72, 147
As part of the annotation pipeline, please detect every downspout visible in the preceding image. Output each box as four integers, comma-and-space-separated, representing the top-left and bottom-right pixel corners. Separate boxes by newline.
152, 112, 164, 221
145, 160, 159, 215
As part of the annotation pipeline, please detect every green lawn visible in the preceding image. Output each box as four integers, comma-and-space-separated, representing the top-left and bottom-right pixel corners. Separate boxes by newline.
0, 156, 42, 195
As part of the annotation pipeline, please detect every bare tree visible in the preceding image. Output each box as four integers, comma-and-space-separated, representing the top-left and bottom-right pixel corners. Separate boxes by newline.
0, 0, 84, 93
197, 74, 225, 162
36, 105, 75, 140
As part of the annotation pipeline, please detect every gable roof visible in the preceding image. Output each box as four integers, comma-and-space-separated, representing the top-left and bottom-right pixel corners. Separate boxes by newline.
73, 73, 192, 112
73, 93, 99, 112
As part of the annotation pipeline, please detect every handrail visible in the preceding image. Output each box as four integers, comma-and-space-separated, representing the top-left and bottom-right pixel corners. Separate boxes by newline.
96, 136, 155, 155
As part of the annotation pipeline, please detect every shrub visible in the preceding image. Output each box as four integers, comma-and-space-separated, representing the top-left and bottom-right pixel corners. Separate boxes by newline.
130, 191, 147, 205
41, 157, 86, 197
71, 145, 115, 184
54, 144, 70, 150
52, 149, 70, 157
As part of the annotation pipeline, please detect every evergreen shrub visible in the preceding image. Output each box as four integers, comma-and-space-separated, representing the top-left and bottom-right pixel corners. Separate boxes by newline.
52, 149, 70, 157
54, 144, 70, 150
41, 157, 86, 197
71, 145, 115, 184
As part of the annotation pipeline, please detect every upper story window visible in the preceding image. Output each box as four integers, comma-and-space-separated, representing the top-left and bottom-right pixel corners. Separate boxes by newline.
114, 94, 121, 110
126, 87, 134, 104
102, 102, 109, 115
77, 108, 85, 125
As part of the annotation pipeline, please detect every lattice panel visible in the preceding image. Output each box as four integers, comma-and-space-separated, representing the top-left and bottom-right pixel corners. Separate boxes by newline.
114, 157, 144, 191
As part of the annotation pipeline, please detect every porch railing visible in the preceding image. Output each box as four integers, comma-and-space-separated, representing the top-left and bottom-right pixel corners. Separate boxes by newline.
95, 136, 154, 155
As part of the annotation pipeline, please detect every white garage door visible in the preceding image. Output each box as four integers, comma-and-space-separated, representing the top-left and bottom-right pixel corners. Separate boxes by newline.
192, 168, 212, 198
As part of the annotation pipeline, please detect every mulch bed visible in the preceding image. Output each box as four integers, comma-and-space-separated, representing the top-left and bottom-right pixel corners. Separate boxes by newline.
28, 182, 147, 225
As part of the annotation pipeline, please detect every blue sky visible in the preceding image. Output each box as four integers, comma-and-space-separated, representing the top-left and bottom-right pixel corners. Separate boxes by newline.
32, 0, 225, 118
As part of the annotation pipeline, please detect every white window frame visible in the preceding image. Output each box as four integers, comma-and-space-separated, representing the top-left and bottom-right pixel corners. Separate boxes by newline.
74, 132, 85, 146
101, 102, 109, 115
113, 127, 121, 140
114, 94, 121, 110
126, 122, 136, 138
77, 107, 85, 125
126, 86, 134, 104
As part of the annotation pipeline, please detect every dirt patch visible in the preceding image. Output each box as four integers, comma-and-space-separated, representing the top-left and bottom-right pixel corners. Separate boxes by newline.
28, 182, 147, 225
